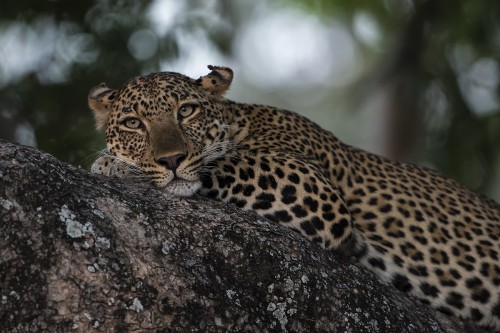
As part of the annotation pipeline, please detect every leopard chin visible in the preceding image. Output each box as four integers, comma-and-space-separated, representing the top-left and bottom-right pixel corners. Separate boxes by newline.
163, 179, 202, 197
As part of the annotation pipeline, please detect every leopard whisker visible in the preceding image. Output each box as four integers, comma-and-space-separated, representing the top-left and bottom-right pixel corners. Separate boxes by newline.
80, 148, 110, 167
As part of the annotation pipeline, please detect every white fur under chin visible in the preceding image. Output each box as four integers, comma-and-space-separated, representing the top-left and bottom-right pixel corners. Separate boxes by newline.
163, 179, 202, 197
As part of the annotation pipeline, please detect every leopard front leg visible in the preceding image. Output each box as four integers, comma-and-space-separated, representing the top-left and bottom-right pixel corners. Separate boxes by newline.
200, 151, 362, 256
91, 155, 134, 178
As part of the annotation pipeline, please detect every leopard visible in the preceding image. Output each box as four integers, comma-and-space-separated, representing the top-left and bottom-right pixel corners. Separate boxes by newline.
89, 65, 500, 330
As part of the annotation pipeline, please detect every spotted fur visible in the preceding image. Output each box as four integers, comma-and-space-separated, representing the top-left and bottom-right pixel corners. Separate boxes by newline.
89, 66, 500, 329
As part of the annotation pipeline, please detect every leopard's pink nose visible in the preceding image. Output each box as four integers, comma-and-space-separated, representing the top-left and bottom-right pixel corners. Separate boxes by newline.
156, 153, 186, 171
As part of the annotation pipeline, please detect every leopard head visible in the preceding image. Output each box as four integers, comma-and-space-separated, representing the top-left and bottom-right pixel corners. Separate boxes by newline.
88, 65, 234, 196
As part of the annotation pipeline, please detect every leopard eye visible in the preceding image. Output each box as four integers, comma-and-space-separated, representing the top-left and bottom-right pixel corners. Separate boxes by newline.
178, 104, 198, 119
123, 118, 142, 129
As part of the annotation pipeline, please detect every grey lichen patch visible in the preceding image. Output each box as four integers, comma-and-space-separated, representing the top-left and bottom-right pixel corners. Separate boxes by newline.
58, 205, 93, 238
129, 298, 144, 313
284, 277, 294, 292
1, 197, 13, 211
263, 268, 308, 332
161, 240, 177, 255
226, 289, 237, 300
267, 301, 289, 331
92, 209, 105, 219
267, 302, 276, 311
96, 236, 111, 249
222, 289, 242, 307
214, 316, 223, 327
87, 263, 100, 273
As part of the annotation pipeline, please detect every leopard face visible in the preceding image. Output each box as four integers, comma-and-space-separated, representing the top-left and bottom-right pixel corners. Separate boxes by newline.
88, 66, 234, 196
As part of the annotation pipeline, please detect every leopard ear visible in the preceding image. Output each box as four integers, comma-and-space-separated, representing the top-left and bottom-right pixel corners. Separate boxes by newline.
196, 65, 233, 96
88, 83, 117, 130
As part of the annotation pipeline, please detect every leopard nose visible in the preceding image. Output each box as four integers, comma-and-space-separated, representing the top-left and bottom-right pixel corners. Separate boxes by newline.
156, 153, 186, 171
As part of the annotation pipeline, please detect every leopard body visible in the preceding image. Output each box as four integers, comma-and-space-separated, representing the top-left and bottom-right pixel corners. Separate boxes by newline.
89, 66, 500, 329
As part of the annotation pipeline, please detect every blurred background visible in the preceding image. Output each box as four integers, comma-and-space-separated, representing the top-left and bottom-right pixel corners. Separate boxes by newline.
1, 0, 499, 201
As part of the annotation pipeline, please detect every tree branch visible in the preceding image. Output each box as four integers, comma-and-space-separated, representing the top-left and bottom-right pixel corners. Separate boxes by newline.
0, 140, 489, 332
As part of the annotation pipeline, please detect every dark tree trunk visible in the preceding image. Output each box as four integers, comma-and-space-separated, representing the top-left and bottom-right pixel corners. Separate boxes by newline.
0, 141, 489, 332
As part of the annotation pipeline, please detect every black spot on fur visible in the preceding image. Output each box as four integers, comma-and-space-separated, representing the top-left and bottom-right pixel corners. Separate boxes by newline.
392, 274, 412, 292
379, 204, 392, 213
493, 303, 500, 317
322, 212, 336, 221
291, 205, 308, 218
303, 197, 318, 212
281, 185, 297, 204
260, 162, 271, 172
256, 192, 275, 202
409, 265, 428, 277
288, 173, 300, 184
446, 292, 464, 310
223, 164, 235, 174
362, 212, 377, 220
275, 168, 285, 178
274, 210, 293, 223
338, 205, 348, 215
471, 288, 490, 304
470, 308, 484, 322
252, 201, 272, 210
311, 217, 324, 230
420, 282, 439, 297
242, 185, 255, 197
258, 176, 269, 190
232, 183, 243, 194
368, 257, 386, 271
300, 221, 317, 235
330, 218, 349, 238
